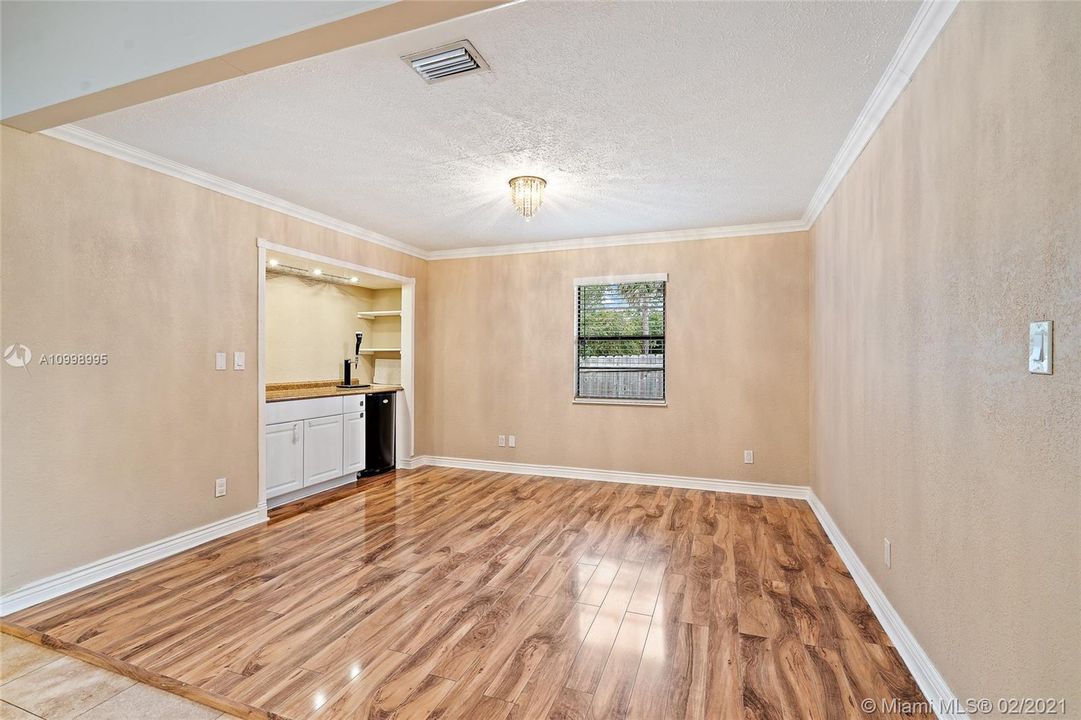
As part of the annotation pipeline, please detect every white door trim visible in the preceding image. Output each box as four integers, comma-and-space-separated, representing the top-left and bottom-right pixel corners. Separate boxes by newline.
256, 239, 414, 284
255, 238, 417, 509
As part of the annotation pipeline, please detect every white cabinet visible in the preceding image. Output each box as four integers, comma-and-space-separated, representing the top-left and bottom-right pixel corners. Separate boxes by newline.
303, 414, 344, 486
342, 394, 366, 414
266, 393, 378, 504
343, 411, 366, 473
267, 396, 343, 425
266, 421, 304, 496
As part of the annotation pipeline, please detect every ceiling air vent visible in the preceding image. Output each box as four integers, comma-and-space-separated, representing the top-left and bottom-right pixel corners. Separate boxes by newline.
402, 40, 489, 84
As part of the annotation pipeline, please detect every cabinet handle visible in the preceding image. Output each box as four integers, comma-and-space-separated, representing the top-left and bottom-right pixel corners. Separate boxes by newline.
293, 423, 299, 442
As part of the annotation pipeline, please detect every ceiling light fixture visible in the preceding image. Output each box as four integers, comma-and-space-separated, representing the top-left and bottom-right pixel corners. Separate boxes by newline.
268, 262, 358, 286
267, 258, 279, 267
509, 176, 546, 221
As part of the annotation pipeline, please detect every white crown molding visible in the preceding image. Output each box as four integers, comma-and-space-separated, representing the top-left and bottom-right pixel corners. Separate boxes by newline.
43, 125, 809, 261
801, 0, 958, 227
40, 125, 430, 260
0, 505, 267, 615
42, 0, 954, 260
425, 219, 810, 260
806, 492, 966, 720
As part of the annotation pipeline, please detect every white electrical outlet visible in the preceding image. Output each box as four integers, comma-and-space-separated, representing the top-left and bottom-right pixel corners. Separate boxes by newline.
233, 351, 246, 371
215, 352, 226, 370
884, 538, 892, 568
498, 435, 506, 447
508, 435, 516, 448
215, 477, 227, 498
744, 450, 754, 464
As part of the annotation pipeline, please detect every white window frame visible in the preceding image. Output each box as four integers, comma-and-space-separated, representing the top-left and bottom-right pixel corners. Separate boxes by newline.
572, 273, 668, 407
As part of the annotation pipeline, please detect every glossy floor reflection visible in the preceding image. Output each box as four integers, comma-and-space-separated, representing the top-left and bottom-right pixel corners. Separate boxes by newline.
2, 468, 930, 719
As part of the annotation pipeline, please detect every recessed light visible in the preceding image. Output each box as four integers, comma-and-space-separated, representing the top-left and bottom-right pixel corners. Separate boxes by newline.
350, 277, 359, 283
267, 258, 279, 267
311, 268, 323, 276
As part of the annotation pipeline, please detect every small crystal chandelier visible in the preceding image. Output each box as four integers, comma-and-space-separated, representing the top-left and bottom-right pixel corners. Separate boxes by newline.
508, 176, 547, 221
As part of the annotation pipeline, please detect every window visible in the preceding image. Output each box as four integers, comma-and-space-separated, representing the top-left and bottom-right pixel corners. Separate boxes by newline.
575, 274, 667, 404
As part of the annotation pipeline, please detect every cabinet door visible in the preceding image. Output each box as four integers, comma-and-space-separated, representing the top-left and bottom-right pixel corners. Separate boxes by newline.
343, 411, 366, 474
266, 421, 304, 497
303, 415, 344, 486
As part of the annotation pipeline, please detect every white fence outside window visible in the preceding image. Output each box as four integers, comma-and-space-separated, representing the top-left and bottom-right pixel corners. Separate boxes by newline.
577, 354, 664, 399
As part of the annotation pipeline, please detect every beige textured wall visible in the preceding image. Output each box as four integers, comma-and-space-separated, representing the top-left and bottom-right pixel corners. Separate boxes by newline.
265, 274, 373, 384
424, 233, 811, 485
811, 1, 1080, 710
0, 127, 427, 592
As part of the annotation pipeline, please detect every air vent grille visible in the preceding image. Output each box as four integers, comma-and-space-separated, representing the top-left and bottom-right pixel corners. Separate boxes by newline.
403, 40, 489, 84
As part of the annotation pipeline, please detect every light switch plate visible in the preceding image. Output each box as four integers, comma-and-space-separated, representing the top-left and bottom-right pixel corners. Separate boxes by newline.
1029, 321, 1052, 374
233, 351, 246, 371
215, 477, 227, 497
498, 435, 506, 447
215, 352, 227, 371
508, 435, 516, 448
744, 450, 754, 464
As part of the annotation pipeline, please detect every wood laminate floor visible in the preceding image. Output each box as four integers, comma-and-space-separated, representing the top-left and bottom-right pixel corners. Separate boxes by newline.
2, 468, 930, 719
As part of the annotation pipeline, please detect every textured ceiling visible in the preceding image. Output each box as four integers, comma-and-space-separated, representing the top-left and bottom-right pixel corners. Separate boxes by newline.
75, 1, 920, 252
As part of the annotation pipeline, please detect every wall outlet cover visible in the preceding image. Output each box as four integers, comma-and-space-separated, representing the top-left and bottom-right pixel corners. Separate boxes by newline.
743, 450, 754, 464
498, 435, 506, 447
215, 477, 227, 498
508, 435, 516, 448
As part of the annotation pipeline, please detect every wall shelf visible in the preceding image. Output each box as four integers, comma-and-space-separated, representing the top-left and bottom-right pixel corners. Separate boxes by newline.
356, 310, 402, 319
358, 348, 401, 354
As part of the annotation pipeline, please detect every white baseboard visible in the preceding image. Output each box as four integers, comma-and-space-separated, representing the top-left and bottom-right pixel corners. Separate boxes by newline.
3, 455, 962, 720
0, 505, 268, 616
408, 455, 810, 499
806, 492, 965, 720
409, 454, 962, 719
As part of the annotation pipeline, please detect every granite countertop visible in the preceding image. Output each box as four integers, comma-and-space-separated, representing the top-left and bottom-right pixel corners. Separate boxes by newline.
266, 380, 403, 403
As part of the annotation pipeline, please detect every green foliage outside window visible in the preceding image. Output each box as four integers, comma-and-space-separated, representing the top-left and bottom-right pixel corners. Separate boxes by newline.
577, 282, 665, 357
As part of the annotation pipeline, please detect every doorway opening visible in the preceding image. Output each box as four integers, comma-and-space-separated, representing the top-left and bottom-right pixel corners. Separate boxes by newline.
256, 238, 415, 509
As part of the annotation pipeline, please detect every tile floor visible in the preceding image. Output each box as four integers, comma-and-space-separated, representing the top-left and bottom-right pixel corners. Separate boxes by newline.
0, 634, 237, 720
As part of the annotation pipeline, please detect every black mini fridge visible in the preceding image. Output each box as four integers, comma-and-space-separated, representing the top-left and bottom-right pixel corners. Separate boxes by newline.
362, 392, 395, 475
